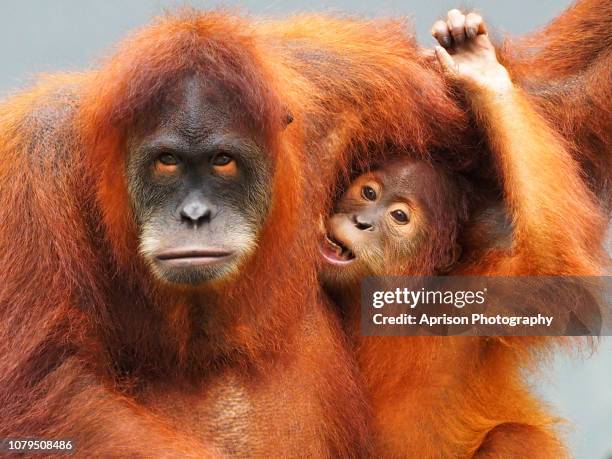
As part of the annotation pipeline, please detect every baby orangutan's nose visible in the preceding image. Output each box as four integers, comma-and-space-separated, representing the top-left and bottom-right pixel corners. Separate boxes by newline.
353, 214, 374, 231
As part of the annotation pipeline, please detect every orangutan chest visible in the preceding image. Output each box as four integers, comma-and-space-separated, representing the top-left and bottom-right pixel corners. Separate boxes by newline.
140, 371, 326, 458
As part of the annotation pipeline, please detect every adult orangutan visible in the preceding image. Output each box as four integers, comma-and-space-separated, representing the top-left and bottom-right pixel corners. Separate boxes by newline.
319, 10, 608, 458
0, 14, 373, 458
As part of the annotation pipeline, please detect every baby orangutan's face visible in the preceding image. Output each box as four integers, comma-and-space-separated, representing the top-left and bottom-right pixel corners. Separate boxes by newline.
319, 159, 453, 288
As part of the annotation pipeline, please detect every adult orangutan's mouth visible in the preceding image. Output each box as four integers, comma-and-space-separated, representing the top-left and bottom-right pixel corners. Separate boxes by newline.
155, 248, 234, 267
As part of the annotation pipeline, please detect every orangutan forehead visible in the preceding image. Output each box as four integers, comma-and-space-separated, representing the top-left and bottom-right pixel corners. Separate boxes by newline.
130, 74, 266, 142
376, 159, 437, 187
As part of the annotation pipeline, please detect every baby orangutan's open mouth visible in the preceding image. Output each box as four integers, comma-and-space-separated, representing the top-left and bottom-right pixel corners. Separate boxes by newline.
320, 232, 356, 266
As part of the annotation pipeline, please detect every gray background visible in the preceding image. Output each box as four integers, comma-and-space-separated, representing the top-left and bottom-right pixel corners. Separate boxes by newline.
1, 1, 610, 458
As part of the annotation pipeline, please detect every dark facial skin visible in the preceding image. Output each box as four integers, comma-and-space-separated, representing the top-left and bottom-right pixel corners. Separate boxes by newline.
320, 158, 463, 288
126, 76, 272, 285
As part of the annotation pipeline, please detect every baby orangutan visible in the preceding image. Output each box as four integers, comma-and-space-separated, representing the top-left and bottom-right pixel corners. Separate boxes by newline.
320, 157, 468, 283
319, 8, 606, 459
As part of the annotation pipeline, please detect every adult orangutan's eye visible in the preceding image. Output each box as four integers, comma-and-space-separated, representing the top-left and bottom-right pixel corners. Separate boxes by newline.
158, 153, 179, 165
154, 153, 181, 174
212, 153, 233, 167
211, 152, 237, 176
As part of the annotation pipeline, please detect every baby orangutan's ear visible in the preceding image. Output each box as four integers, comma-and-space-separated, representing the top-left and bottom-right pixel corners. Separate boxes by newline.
437, 243, 462, 274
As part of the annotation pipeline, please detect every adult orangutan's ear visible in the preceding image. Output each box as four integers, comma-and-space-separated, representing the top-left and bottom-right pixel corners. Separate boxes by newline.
283, 108, 294, 128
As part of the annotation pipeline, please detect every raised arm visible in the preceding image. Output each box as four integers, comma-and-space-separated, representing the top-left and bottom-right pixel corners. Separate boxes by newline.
432, 10, 607, 275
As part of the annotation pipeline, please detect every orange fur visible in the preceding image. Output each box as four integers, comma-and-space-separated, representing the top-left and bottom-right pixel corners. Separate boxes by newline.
267, 5, 609, 458
505, 0, 612, 208
249, 9, 609, 457
267, 9, 609, 457
350, 84, 607, 459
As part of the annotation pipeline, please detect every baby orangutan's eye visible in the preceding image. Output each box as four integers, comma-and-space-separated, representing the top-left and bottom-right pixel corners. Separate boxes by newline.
390, 209, 409, 224
362, 186, 377, 201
